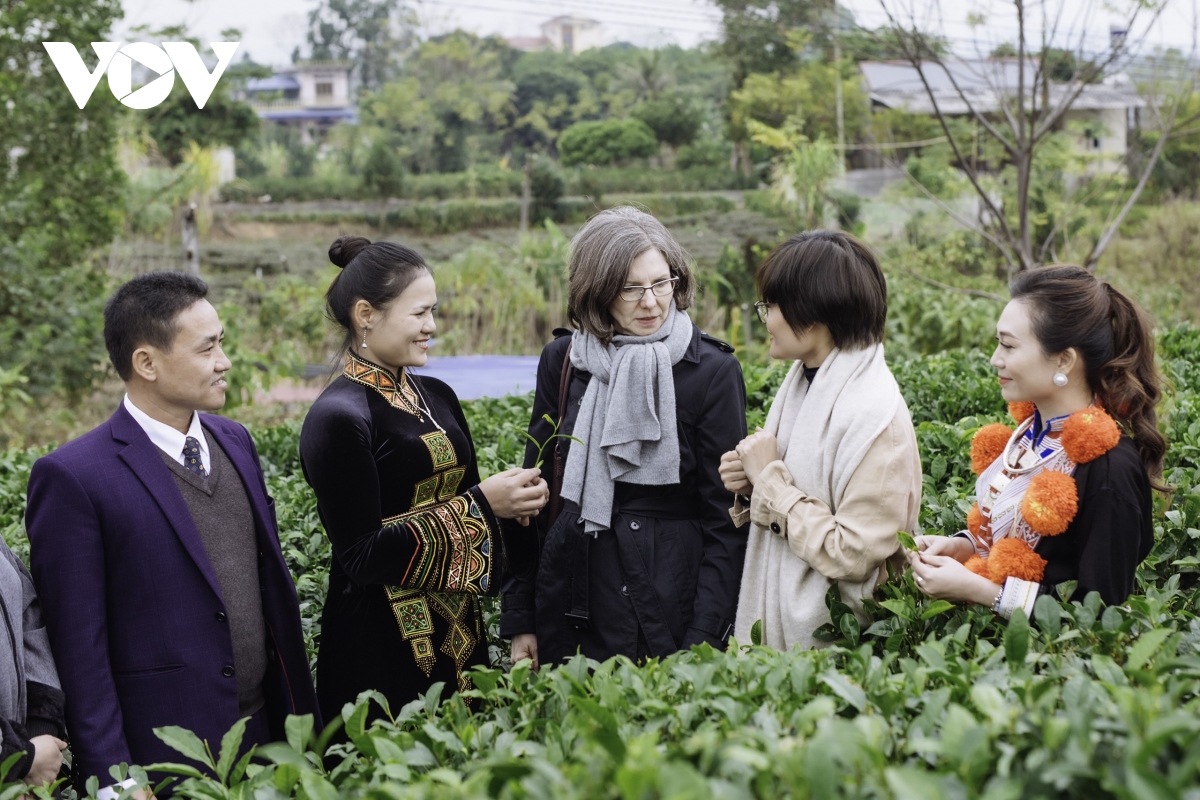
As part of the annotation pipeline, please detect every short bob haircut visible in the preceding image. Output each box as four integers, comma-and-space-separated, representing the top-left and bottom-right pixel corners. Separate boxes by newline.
567, 206, 695, 343
756, 230, 887, 349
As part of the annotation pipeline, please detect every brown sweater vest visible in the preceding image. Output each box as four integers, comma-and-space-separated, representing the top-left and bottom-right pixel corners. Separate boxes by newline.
159, 432, 267, 715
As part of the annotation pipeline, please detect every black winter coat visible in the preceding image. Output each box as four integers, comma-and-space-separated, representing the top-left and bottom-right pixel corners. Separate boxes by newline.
501, 327, 750, 665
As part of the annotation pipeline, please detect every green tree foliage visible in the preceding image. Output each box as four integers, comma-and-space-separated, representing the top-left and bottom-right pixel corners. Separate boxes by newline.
0, 0, 125, 402
1142, 93, 1200, 200
988, 43, 1096, 83
306, 0, 417, 92
712, 0, 820, 86
144, 80, 260, 165
631, 92, 704, 151
558, 119, 659, 167
529, 158, 565, 222
362, 136, 405, 198
360, 32, 514, 174
621, 49, 674, 102
839, 24, 948, 63
510, 53, 595, 150
729, 54, 868, 151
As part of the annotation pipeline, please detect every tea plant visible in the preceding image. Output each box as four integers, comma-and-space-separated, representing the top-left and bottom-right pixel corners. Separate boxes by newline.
0, 326, 1196, 798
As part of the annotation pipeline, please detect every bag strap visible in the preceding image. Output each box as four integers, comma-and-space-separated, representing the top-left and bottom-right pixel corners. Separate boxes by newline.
546, 341, 573, 528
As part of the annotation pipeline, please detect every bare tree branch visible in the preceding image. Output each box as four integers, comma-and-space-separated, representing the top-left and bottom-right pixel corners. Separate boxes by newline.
1085, 83, 1195, 268
883, 151, 1019, 272
894, 262, 1007, 302
878, 2, 1022, 251
879, 1, 1019, 154
1036, 171, 1126, 263
1032, 4, 1168, 142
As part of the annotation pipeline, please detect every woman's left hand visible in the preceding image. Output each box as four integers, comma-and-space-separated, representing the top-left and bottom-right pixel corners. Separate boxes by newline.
735, 430, 780, 485
907, 551, 998, 605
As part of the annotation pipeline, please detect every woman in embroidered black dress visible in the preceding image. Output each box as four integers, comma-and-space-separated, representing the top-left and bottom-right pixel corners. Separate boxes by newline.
300, 236, 548, 722
908, 266, 1165, 619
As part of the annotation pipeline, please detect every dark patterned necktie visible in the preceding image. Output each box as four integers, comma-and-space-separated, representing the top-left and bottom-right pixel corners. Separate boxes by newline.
183, 436, 208, 478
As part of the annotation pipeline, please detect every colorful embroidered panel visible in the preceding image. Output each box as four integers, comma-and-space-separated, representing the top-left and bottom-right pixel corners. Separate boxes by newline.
382, 494, 494, 691
384, 495, 495, 594
342, 352, 422, 418
383, 586, 437, 677
421, 430, 458, 470
437, 467, 466, 500
412, 476, 440, 508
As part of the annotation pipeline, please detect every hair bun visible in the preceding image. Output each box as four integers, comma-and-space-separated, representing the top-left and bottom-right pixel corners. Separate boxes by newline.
329, 236, 372, 269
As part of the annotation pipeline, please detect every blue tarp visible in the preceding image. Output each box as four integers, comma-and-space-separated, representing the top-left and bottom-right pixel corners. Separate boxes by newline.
256, 108, 357, 122
410, 355, 540, 400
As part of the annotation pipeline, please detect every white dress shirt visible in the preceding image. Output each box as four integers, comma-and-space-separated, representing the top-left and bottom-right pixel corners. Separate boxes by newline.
122, 395, 211, 474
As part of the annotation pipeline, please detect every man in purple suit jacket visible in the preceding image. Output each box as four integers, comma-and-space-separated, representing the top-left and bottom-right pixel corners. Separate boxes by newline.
25, 272, 318, 794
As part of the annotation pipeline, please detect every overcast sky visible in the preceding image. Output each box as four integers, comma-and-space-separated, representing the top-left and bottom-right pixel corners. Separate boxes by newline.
115, 0, 1200, 70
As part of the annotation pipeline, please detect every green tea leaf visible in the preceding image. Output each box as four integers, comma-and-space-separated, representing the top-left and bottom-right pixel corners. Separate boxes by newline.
879, 598, 916, 620
1004, 608, 1030, 670
931, 455, 947, 482
820, 672, 866, 711
285, 714, 313, 754
1126, 627, 1172, 672
214, 716, 247, 784
897, 531, 918, 551
1034, 594, 1062, 639
750, 618, 763, 646
920, 600, 955, 619
153, 726, 214, 770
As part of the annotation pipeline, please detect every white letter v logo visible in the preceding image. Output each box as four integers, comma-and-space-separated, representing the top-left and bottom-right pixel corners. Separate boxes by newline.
42, 42, 121, 109
162, 42, 240, 109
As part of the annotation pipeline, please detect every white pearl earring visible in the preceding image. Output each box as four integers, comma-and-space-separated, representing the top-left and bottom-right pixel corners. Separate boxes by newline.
1053, 372, 1068, 387
362, 327, 369, 349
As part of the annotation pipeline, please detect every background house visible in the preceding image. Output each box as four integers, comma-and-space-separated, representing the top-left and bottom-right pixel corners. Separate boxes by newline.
507, 16, 603, 53
859, 59, 1143, 173
244, 61, 356, 144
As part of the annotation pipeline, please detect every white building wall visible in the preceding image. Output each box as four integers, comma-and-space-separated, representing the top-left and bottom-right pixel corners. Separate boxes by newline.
1063, 107, 1128, 173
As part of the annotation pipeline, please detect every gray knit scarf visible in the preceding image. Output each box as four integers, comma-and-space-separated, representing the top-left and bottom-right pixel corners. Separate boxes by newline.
561, 303, 694, 533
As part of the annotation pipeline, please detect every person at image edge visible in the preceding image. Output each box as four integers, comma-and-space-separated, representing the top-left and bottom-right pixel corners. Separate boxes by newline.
24, 272, 318, 796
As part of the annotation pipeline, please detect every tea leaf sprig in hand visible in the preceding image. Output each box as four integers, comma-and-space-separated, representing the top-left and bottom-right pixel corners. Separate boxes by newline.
897, 531, 919, 552
519, 414, 585, 468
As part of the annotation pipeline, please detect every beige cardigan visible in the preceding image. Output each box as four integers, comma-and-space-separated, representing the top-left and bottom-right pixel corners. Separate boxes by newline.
732, 405, 922, 649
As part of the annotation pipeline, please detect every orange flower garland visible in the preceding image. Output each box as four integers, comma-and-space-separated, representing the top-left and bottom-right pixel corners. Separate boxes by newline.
971, 423, 1013, 475
964, 555, 990, 577
1060, 407, 1121, 464
947, 403, 1123, 602
1008, 401, 1036, 424
986, 538, 1047, 583
966, 503, 983, 538
1021, 470, 1078, 536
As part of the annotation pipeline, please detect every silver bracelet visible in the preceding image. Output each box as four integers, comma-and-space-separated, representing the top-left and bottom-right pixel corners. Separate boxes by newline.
990, 586, 1004, 614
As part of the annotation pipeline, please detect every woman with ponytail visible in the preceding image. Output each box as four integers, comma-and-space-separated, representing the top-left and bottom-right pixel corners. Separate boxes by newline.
908, 265, 1163, 618
299, 236, 547, 723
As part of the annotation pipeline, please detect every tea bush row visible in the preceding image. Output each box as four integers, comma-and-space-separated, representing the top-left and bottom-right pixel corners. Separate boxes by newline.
0, 327, 1197, 798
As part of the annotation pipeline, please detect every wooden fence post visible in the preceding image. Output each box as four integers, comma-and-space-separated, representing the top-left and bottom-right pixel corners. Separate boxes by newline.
519, 153, 532, 233
182, 203, 200, 275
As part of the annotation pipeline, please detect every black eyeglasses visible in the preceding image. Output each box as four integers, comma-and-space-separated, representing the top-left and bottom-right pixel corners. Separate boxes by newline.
619, 277, 679, 302
754, 301, 771, 323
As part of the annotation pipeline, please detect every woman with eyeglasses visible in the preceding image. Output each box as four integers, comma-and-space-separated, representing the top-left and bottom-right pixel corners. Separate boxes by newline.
501, 206, 749, 669
719, 230, 922, 651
